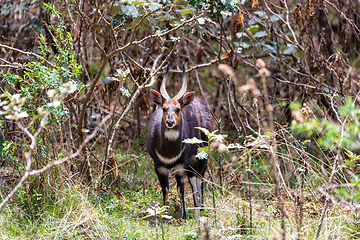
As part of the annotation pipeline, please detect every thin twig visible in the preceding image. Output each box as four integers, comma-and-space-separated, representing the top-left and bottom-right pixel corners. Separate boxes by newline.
314, 117, 346, 240
0, 44, 57, 68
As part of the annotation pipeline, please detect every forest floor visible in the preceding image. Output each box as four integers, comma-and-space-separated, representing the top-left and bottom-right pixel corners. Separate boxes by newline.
0, 146, 358, 239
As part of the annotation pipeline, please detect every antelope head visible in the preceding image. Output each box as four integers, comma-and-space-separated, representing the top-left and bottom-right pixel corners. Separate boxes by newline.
150, 64, 195, 129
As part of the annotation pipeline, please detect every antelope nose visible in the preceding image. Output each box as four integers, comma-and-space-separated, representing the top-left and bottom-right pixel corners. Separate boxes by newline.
166, 120, 175, 128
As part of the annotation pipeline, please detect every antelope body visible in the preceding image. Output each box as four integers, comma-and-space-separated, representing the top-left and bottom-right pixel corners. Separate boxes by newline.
146, 65, 214, 219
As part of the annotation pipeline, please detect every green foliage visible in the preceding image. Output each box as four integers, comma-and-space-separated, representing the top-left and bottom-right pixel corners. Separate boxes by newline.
291, 98, 360, 214
283, 44, 297, 55
44, 3, 64, 27
105, 196, 122, 213
0, 3, 12, 19
291, 98, 360, 150
1, 3, 82, 124
121, 4, 139, 18
337, 175, 360, 203
189, 0, 237, 18
182, 231, 199, 239
1, 25, 81, 121
0, 4, 84, 221
0, 92, 28, 120
144, 205, 172, 220
112, 13, 126, 29
184, 127, 228, 160
183, 137, 206, 144
344, 149, 360, 168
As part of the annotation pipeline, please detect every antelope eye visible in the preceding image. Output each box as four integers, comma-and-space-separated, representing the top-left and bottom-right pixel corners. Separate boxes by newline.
176, 108, 181, 113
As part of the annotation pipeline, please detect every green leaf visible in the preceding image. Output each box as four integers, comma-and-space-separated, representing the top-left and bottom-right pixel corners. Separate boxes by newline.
29, 18, 39, 25
283, 44, 297, 55
290, 102, 302, 110
196, 150, 208, 160
195, 127, 210, 136
183, 137, 205, 144
253, 31, 267, 38
344, 160, 355, 168
100, 77, 118, 84
247, 25, 259, 34
236, 32, 248, 38
270, 14, 281, 23
345, 149, 360, 161
264, 132, 272, 137
0, 3, 12, 19
254, 11, 266, 18
112, 14, 125, 28
189, 0, 203, 10
148, 3, 162, 11
159, 12, 175, 20
263, 44, 277, 54
121, 4, 139, 18
197, 147, 208, 152
178, 9, 194, 15
248, 16, 261, 26
119, 87, 130, 97
237, 42, 250, 51
183, 231, 198, 238
223, 0, 235, 13
131, 0, 145, 4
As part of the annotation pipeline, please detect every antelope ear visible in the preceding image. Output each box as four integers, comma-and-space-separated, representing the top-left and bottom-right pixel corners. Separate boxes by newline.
182, 91, 195, 107
149, 90, 162, 106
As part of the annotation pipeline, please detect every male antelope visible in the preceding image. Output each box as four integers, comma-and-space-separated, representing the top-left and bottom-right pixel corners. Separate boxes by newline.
146, 64, 215, 219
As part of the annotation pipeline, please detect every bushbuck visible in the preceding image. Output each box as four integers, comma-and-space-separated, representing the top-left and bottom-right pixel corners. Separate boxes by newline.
146, 64, 215, 219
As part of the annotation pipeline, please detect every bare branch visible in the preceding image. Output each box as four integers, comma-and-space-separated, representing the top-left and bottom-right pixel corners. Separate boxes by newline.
0, 44, 57, 68
108, 11, 206, 58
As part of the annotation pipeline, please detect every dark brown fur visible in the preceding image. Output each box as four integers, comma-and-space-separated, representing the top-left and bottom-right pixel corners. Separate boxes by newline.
146, 66, 215, 219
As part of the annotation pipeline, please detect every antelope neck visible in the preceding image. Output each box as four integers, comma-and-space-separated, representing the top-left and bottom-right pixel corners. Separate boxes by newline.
156, 124, 183, 161
164, 129, 180, 141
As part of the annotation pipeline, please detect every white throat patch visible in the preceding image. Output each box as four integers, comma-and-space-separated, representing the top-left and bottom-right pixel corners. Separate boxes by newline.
164, 129, 180, 141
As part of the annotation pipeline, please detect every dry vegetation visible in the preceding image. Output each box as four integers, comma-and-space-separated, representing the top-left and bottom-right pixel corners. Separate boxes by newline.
0, 0, 360, 239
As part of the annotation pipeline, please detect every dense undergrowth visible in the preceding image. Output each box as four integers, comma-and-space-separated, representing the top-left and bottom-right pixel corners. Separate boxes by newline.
1, 0, 360, 239
1, 128, 360, 239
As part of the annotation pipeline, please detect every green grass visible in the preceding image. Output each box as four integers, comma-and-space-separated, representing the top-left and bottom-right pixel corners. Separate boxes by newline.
0, 147, 358, 239
0, 185, 356, 239
1, 185, 355, 239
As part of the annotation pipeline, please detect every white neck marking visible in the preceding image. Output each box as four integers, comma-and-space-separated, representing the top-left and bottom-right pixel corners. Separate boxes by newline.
155, 147, 185, 164
164, 129, 180, 141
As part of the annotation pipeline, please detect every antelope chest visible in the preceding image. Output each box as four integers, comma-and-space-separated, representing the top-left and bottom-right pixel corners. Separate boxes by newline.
156, 129, 184, 164
155, 147, 185, 165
